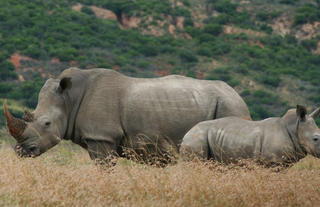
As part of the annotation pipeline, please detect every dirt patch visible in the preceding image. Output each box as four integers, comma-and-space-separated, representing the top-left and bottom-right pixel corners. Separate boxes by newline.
71, 3, 117, 21
121, 14, 141, 29
143, 25, 165, 36
51, 57, 60, 64
295, 21, 320, 40
10, 53, 37, 72
176, 17, 184, 30
191, 8, 207, 28
271, 14, 293, 37
249, 40, 265, 48
169, 24, 176, 35
224, 25, 266, 37
90, 5, 117, 20
71, 3, 82, 12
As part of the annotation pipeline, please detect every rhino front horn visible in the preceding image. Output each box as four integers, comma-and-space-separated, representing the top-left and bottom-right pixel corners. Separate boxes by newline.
3, 100, 27, 141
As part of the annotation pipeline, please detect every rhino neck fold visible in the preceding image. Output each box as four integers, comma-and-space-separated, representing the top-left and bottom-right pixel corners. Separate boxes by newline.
285, 120, 307, 160
62, 76, 87, 142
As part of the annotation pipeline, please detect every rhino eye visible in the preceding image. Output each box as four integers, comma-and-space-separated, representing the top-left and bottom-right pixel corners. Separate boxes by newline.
29, 146, 37, 152
313, 138, 319, 142
45, 121, 51, 126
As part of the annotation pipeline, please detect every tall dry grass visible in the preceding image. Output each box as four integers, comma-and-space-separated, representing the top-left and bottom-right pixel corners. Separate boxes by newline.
0, 140, 320, 207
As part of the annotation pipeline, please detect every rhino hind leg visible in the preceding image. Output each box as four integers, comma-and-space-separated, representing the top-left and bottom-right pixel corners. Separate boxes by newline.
180, 130, 210, 161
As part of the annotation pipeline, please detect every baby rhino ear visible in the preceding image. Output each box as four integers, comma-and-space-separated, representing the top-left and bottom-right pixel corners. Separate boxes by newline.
58, 77, 72, 93
296, 105, 307, 121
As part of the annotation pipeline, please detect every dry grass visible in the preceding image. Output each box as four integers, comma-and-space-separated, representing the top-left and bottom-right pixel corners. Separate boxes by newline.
1, 141, 320, 207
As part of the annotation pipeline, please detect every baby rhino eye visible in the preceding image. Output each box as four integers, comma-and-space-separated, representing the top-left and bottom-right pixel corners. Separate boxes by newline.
45, 121, 51, 126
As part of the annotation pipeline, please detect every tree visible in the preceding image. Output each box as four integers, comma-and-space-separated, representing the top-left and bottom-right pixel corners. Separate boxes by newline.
103, 0, 138, 24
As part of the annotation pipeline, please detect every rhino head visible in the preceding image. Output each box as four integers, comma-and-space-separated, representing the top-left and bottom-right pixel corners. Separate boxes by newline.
3, 77, 72, 157
294, 105, 320, 157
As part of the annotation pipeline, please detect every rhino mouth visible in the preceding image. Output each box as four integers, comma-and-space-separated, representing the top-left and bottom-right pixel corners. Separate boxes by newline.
14, 144, 40, 158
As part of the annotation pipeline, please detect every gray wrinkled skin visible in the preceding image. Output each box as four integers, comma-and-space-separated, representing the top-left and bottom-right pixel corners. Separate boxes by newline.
180, 106, 320, 164
11, 67, 251, 160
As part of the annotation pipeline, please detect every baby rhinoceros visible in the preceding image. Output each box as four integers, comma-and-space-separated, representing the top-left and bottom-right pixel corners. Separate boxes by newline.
180, 105, 320, 164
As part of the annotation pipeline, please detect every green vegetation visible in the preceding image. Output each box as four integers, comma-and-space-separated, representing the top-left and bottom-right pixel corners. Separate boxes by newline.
294, 3, 320, 25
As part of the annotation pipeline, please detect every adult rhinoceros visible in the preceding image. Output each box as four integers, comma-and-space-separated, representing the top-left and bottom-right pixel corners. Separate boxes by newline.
180, 105, 320, 164
4, 67, 251, 160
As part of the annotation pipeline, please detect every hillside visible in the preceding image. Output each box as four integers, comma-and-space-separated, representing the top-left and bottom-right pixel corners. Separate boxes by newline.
0, 0, 320, 128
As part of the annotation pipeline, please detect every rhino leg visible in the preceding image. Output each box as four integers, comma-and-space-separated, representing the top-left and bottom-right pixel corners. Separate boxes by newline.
180, 126, 210, 161
86, 140, 118, 165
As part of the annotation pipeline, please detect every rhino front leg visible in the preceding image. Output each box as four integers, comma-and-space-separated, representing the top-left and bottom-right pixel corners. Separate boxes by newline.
180, 126, 210, 161
86, 139, 118, 165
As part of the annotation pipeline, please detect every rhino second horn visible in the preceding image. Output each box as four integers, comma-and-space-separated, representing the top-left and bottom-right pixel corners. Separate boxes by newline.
310, 107, 320, 119
3, 100, 27, 141
23, 109, 34, 122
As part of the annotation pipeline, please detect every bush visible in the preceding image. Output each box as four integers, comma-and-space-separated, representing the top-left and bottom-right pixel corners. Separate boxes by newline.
81, 6, 95, 16
256, 12, 269, 21
0, 61, 17, 80
137, 60, 149, 69
179, 50, 198, 63
280, 0, 297, 5
197, 45, 213, 57
212, 41, 231, 56
174, 7, 191, 17
0, 83, 13, 94
54, 47, 79, 62
301, 39, 318, 51
205, 67, 231, 82
214, 0, 237, 14
294, 4, 320, 25
260, 24, 273, 34
203, 24, 223, 36
183, 18, 194, 27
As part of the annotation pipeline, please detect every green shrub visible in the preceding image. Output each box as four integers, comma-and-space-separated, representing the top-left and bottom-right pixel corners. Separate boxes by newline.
256, 12, 269, 21
179, 50, 198, 62
260, 24, 273, 34
203, 24, 223, 36
205, 67, 231, 82
280, 0, 297, 5
114, 55, 129, 66
55, 47, 79, 62
198, 46, 213, 57
81, 6, 95, 16
198, 33, 216, 43
183, 18, 194, 27
0, 61, 17, 80
174, 7, 191, 17
211, 41, 231, 55
301, 39, 318, 51
137, 60, 149, 69
0, 83, 13, 94
294, 4, 320, 25
214, 0, 237, 14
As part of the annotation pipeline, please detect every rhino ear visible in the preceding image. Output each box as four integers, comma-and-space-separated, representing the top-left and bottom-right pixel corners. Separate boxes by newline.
58, 77, 72, 93
296, 105, 307, 121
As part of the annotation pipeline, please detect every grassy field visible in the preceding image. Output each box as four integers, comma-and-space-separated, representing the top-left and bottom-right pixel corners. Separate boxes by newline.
1, 130, 320, 207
